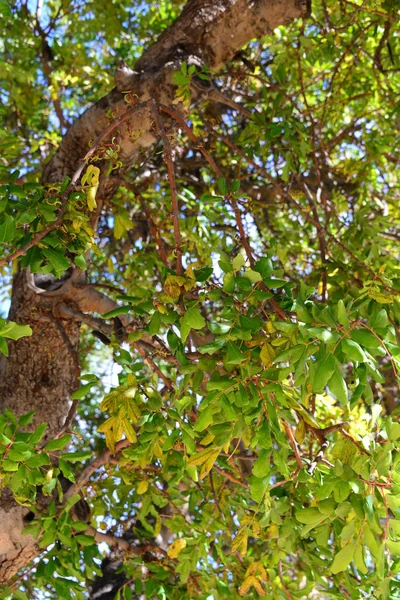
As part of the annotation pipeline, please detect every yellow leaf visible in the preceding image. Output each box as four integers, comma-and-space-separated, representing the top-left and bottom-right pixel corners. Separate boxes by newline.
295, 419, 306, 444
154, 514, 162, 537
81, 165, 100, 211
105, 429, 115, 452
167, 538, 187, 559
240, 575, 266, 596
113, 418, 124, 442
200, 432, 215, 446
100, 391, 118, 413
126, 399, 141, 423
127, 374, 137, 387
98, 416, 115, 433
122, 418, 137, 444
252, 577, 266, 596
200, 448, 221, 479
188, 446, 220, 467
232, 527, 248, 556
260, 342, 275, 367
266, 321, 275, 334
246, 561, 267, 581
266, 524, 279, 539
368, 288, 394, 304
252, 520, 261, 539
239, 576, 255, 596
153, 442, 163, 459
185, 262, 200, 279
86, 187, 97, 212
137, 480, 149, 495
163, 275, 187, 299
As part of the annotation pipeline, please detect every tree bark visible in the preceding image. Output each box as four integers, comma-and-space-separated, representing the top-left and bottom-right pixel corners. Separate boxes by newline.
0, 0, 309, 584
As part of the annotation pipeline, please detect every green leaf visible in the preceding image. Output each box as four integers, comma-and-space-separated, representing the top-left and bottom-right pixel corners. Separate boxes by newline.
296, 508, 327, 525
223, 272, 235, 293
58, 458, 75, 482
337, 300, 350, 328
74, 255, 87, 269
60, 451, 93, 462
252, 449, 270, 478
263, 277, 287, 289
2, 459, 18, 471
354, 544, 368, 574
217, 177, 228, 195
114, 212, 134, 239
254, 258, 273, 277
75, 534, 95, 546
44, 435, 72, 451
370, 309, 388, 330
386, 539, 400, 555
232, 252, 245, 271
41, 248, 70, 276
11, 592, 28, 600
351, 329, 382, 349
0, 336, 8, 356
341, 338, 367, 362
64, 493, 81, 510
71, 381, 97, 400
250, 475, 269, 503
225, 341, 247, 365
243, 269, 262, 283
193, 405, 215, 432
18, 411, 34, 427
328, 360, 348, 404
313, 355, 335, 393
198, 337, 226, 354
0, 321, 32, 341
24, 453, 50, 468
101, 306, 131, 319
296, 302, 313, 323
0, 214, 16, 243
181, 306, 206, 344
193, 267, 213, 282
307, 327, 340, 343
330, 543, 356, 574
124, 584, 133, 600
29, 423, 47, 444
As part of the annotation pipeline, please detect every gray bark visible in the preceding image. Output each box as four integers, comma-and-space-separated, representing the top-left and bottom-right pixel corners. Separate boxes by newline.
0, 0, 309, 584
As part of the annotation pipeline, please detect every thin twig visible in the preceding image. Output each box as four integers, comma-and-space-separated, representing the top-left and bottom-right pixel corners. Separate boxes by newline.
115, 178, 169, 266
213, 465, 248, 489
159, 105, 287, 318
216, 132, 400, 296
64, 439, 131, 500
282, 421, 303, 471
278, 562, 294, 600
132, 342, 173, 390
150, 101, 183, 275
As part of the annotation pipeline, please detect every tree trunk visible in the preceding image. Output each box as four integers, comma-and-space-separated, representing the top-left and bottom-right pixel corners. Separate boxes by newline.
0, 0, 309, 583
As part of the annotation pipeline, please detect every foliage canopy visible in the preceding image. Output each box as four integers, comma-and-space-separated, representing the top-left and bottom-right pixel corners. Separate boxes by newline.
0, 0, 400, 598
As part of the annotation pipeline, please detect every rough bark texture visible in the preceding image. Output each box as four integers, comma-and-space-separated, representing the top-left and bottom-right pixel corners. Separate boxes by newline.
0, 0, 309, 584
0, 272, 80, 437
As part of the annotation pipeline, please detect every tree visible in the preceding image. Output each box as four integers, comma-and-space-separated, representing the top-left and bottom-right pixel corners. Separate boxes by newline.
0, 0, 399, 597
